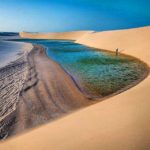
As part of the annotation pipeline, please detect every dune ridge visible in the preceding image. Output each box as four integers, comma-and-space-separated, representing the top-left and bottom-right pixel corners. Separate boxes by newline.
20, 31, 93, 40
1, 26, 150, 149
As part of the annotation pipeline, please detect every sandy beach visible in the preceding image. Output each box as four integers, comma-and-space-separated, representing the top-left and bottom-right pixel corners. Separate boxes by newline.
0, 26, 150, 149
9, 45, 94, 136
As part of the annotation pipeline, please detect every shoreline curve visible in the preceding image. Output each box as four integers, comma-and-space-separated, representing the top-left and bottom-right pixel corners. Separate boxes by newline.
1, 26, 150, 150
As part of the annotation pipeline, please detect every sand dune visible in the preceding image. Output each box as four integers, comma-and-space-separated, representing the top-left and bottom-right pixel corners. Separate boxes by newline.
77, 26, 150, 64
20, 31, 93, 40
1, 26, 150, 149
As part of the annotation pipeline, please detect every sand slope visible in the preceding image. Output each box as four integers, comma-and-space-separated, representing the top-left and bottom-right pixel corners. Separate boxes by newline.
20, 31, 93, 40
1, 26, 150, 149
77, 26, 150, 64
9, 46, 93, 136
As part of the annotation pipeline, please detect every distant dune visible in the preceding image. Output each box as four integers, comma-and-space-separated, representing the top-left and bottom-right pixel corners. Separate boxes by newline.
1, 26, 150, 150
20, 31, 93, 40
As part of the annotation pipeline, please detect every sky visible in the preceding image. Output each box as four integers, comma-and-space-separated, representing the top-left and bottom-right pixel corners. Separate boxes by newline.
0, 0, 150, 32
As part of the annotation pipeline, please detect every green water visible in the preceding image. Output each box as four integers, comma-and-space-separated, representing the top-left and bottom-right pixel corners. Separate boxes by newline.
12, 39, 148, 97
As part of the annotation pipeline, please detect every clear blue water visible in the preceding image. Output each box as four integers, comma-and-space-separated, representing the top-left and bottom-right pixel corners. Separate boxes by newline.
11, 39, 147, 97
0, 41, 25, 68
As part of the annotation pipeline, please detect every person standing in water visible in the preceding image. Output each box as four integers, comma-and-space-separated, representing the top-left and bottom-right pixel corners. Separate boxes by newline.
116, 48, 119, 56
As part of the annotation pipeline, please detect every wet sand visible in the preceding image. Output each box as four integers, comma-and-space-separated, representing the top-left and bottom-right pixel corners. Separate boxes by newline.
9, 45, 94, 136
0, 51, 28, 139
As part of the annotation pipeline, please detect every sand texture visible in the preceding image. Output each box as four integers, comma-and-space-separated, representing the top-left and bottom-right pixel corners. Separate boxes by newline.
1, 26, 150, 149
0, 42, 33, 139
8, 46, 93, 137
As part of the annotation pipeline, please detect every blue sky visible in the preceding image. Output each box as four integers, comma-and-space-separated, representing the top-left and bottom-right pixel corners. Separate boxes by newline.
0, 0, 150, 32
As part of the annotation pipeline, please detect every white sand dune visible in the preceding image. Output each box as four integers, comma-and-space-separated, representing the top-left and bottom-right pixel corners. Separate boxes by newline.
77, 26, 150, 64
1, 26, 150, 149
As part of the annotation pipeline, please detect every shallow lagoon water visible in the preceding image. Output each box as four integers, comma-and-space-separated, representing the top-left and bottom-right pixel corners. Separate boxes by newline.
0, 41, 25, 68
12, 39, 147, 97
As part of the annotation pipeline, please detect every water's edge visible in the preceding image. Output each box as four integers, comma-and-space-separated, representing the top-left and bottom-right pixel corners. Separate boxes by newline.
43, 44, 149, 100
0, 40, 149, 140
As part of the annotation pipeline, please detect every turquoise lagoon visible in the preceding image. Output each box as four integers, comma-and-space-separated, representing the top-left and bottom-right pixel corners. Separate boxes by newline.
12, 39, 148, 98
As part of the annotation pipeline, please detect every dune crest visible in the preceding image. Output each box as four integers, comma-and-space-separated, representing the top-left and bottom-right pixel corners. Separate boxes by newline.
20, 31, 94, 40
76, 26, 150, 63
